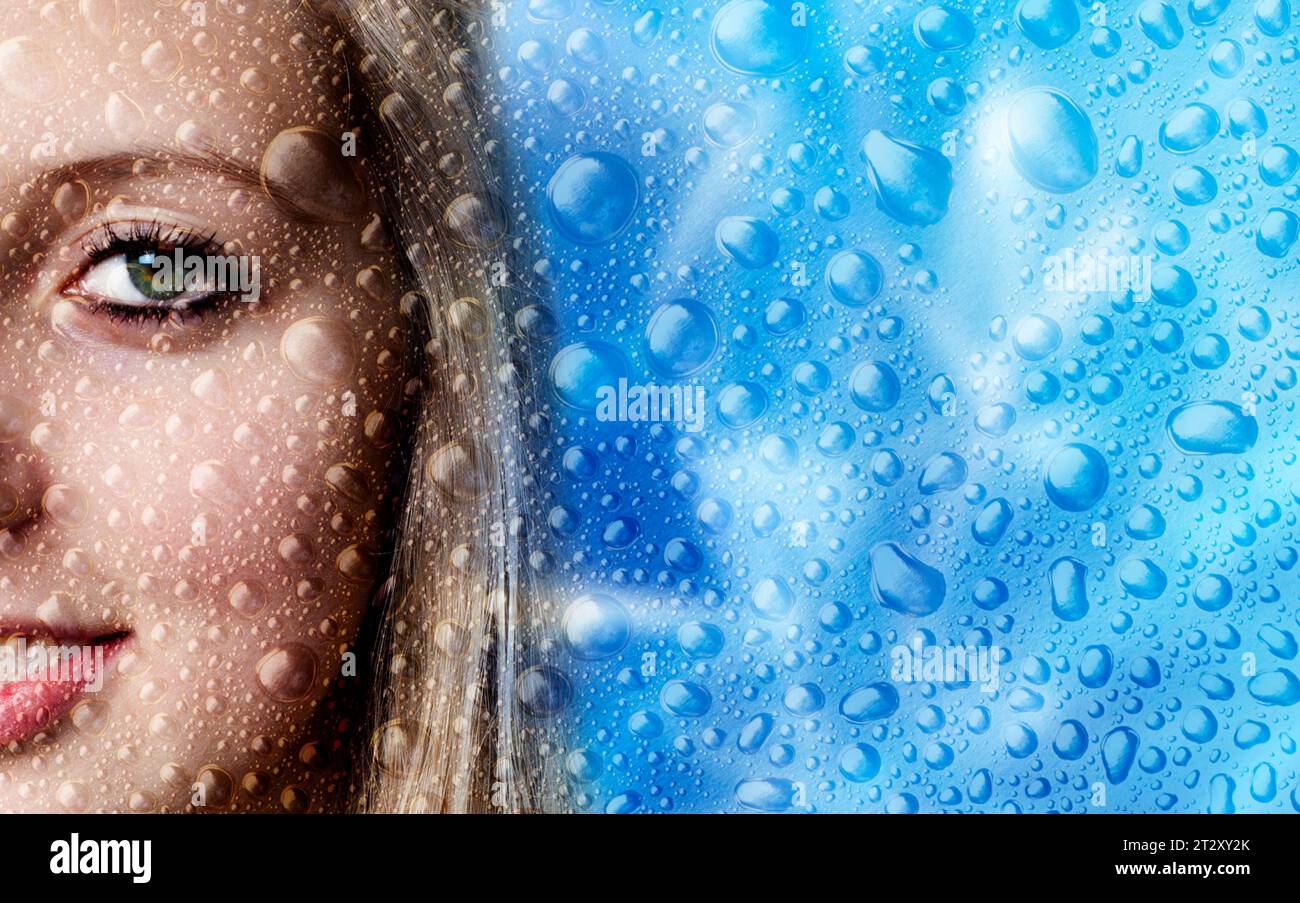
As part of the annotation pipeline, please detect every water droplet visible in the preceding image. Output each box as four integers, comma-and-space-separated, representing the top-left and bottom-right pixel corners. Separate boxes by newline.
1006, 87, 1098, 193
861, 130, 953, 225
1014, 0, 1080, 49
562, 593, 632, 660
913, 6, 975, 50
1049, 556, 1089, 621
280, 317, 358, 386
869, 542, 946, 616
546, 152, 639, 244
715, 216, 779, 268
1166, 402, 1258, 455
849, 361, 901, 412
1044, 443, 1109, 511
549, 341, 630, 410
824, 249, 883, 306
645, 299, 718, 376
256, 644, 318, 703
1158, 102, 1219, 154
0, 37, 62, 105
261, 127, 367, 223
709, 0, 809, 76
840, 683, 900, 722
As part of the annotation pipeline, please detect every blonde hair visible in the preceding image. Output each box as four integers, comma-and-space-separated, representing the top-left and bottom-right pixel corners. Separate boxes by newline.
324, 0, 561, 813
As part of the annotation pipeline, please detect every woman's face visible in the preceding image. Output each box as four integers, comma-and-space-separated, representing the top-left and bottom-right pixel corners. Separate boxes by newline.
0, 1, 407, 811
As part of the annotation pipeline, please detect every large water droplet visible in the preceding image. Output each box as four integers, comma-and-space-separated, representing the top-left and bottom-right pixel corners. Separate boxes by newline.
1257, 208, 1299, 259
645, 299, 719, 377
1049, 556, 1089, 621
280, 318, 358, 386
1102, 727, 1139, 783
824, 249, 883, 306
562, 593, 632, 660
840, 683, 900, 722
870, 542, 946, 616
1006, 87, 1098, 193
715, 216, 779, 268
849, 361, 901, 412
1166, 401, 1258, 455
1158, 102, 1220, 154
261, 127, 367, 223
547, 152, 639, 244
1044, 443, 1109, 511
861, 130, 953, 225
913, 6, 975, 50
550, 341, 630, 410
709, 0, 809, 76
1014, 0, 1080, 48
1248, 669, 1300, 706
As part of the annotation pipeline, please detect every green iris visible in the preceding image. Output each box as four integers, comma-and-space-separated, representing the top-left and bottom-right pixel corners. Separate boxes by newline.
125, 251, 186, 302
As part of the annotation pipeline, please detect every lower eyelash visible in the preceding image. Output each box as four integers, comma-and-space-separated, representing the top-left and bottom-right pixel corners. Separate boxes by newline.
83, 300, 198, 325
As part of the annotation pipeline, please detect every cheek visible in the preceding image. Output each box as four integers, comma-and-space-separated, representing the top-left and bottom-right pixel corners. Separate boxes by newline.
16, 300, 409, 716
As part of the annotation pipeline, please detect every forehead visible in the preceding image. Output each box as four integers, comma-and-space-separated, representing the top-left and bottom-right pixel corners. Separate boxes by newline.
0, 0, 343, 185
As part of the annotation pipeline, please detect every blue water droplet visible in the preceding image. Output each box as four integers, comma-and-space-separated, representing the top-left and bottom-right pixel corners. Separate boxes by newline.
825, 249, 884, 306
1182, 705, 1219, 742
709, 0, 809, 75
644, 298, 719, 377
1248, 669, 1300, 705
562, 593, 632, 659
1116, 135, 1143, 177
972, 498, 1013, 545
913, 5, 975, 50
1172, 165, 1218, 205
1138, 0, 1184, 48
919, 451, 968, 494
838, 743, 882, 782
870, 541, 946, 616
1257, 208, 1299, 258
751, 575, 795, 620
715, 215, 779, 268
702, 101, 757, 148
1053, 719, 1089, 759
1014, 0, 1080, 48
1049, 556, 1089, 621
1260, 143, 1299, 186
1255, 0, 1292, 35
1012, 313, 1062, 360
849, 361, 901, 412
549, 341, 630, 410
861, 130, 953, 225
717, 380, 769, 427
660, 679, 712, 717
1079, 644, 1113, 687
1227, 97, 1268, 139
1166, 401, 1259, 455
1006, 87, 1098, 193
737, 713, 774, 752
734, 777, 797, 811
840, 682, 900, 722
546, 151, 639, 244
1119, 557, 1168, 599
1044, 442, 1109, 511
1158, 102, 1219, 154
1004, 722, 1039, 758
1102, 727, 1139, 783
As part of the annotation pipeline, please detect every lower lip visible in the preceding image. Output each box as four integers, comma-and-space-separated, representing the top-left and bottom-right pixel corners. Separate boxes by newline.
0, 635, 129, 745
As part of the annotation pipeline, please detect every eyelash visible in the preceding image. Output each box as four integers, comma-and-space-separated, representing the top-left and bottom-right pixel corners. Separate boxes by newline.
70, 219, 227, 323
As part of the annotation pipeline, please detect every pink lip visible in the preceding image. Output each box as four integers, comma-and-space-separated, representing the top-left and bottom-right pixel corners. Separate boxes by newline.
0, 632, 130, 744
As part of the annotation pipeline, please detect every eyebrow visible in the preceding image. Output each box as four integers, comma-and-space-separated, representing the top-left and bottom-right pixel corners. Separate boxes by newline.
53, 145, 310, 222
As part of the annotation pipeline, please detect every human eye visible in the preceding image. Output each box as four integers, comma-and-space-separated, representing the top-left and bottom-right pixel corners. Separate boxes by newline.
60, 219, 248, 327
